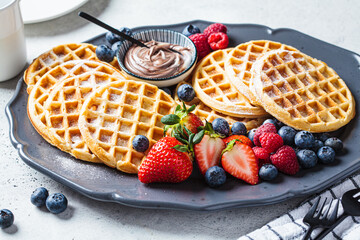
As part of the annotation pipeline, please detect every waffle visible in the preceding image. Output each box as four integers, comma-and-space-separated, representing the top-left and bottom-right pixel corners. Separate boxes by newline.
225, 40, 298, 104
27, 60, 123, 157
192, 48, 268, 118
43, 71, 127, 163
78, 80, 176, 174
174, 81, 266, 130
24, 43, 120, 93
250, 50, 356, 132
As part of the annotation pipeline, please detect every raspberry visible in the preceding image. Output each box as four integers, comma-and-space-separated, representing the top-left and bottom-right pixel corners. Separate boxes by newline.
208, 32, 229, 50
253, 123, 277, 146
189, 33, 211, 60
223, 135, 253, 147
270, 145, 299, 175
259, 133, 284, 153
204, 23, 227, 38
252, 147, 270, 167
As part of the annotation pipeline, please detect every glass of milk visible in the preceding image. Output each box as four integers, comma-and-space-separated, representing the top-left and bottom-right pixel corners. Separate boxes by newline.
0, 0, 27, 82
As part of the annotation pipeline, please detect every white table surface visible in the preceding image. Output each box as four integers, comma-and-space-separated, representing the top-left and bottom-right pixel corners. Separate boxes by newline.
1, 0, 359, 239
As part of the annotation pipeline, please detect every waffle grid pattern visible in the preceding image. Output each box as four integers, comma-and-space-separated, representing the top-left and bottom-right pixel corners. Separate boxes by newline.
24, 43, 120, 93
175, 81, 266, 130
251, 50, 355, 132
44, 71, 127, 163
192, 49, 267, 117
27, 60, 123, 152
79, 80, 176, 173
225, 40, 297, 103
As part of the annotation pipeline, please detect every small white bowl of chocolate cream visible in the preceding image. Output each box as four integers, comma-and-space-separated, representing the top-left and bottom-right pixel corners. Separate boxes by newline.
116, 29, 197, 87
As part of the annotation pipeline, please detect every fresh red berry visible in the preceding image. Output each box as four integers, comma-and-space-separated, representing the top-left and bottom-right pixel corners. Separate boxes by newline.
223, 135, 253, 147
138, 137, 193, 183
221, 142, 259, 185
270, 145, 299, 175
183, 113, 204, 134
194, 135, 226, 175
204, 23, 227, 38
189, 33, 211, 60
208, 32, 229, 51
252, 146, 271, 167
253, 123, 277, 146
259, 133, 284, 153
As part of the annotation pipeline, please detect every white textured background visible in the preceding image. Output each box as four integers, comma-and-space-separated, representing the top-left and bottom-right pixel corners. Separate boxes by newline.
1, 0, 359, 239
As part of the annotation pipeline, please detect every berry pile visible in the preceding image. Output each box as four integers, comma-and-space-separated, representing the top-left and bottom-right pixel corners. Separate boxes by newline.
137, 101, 345, 188
183, 23, 229, 60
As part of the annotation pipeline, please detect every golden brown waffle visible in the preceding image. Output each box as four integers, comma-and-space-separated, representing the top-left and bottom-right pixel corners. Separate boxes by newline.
24, 43, 120, 93
43, 71, 127, 163
27, 60, 123, 160
78, 80, 176, 174
225, 40, 297, 104
175, 81, 266, 130
192, 48, 267, 117
250, 50, 356, 132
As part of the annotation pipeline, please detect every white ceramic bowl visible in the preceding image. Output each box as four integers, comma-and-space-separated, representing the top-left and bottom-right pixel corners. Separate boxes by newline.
116, 29, 197, 87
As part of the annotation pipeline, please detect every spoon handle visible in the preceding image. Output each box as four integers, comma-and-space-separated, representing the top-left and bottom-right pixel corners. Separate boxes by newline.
314, 213, 348, 240
78, 12, 148, 48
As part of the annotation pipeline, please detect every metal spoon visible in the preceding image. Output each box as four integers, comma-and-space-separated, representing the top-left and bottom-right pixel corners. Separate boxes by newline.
315, 189, 360, 240
78, 11, 148, 48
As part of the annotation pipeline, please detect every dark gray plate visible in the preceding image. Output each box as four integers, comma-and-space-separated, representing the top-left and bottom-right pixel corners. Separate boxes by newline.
6, 20, 360, 211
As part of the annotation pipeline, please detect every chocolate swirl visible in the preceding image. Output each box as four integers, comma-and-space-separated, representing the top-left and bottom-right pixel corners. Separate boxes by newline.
124, 40, 193, 78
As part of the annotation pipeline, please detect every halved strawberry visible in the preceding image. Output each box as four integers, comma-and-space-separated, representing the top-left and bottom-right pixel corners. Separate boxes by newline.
195, 135, 226, 175
221, 140, 259, 185
223, 135, 253, 147
182, 113, 203, 134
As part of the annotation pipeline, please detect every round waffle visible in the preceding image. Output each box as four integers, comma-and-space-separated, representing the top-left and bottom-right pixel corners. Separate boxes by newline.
43, 71, 128, 163
78, 80, 176, 174
250, 50, 356, 132
192, 48, 267, 118
27, 60, 123, 158
24, 43, 120, 93
225, 40, 298, 104
174, 81, 266, 130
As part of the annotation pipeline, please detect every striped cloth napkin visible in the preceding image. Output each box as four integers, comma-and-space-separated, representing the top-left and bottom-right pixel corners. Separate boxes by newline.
239, 173, 360, 240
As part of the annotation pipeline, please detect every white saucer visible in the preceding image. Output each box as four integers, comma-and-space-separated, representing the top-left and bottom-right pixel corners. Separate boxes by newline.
20, 0, 88, 24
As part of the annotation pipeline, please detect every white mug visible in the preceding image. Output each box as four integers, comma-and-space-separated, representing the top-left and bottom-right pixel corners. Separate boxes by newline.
0, 0, 26, 82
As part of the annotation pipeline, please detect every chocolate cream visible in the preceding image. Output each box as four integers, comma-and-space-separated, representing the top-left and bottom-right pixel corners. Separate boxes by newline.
124, 40, 193, 78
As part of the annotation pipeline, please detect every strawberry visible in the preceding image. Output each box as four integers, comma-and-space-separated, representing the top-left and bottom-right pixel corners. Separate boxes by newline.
162, 103, 203, 136
194, 122, 226, 175
138, 137, 193, 183
221, 140, 259, 185
223, 135, 253, 147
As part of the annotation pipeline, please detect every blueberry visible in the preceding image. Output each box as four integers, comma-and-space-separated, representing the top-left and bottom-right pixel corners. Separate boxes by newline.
278, 126, 297, 145
259, 164, 278, 181
118, 27, 133, 41
324, 137, 343, 153
0, 209, 14, 229
182, 24, 201, 37
111, 41, 122, 53
294, 131, 315, 149
160, 87, 172, 96
132, 135, 149, 152
96, 45, 115, 63
31, 187, 49, 207
204, 166, 226, 188
297, 149, 318, 168
263, 119, 278, 129
312, 140, 324, 152
231, 122, 247, 135
315, 133, 331, 142
212, 118, 230, 137
248, 129, 256, 143
105, 31, 122, 45
46, 193, 68, 214
177, 84, 195, 102
317, 146, 336, 164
